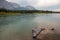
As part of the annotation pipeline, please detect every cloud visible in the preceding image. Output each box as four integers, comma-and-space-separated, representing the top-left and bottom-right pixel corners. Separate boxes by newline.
10, 0, 60, 11
4, 0, 60, 11
6, 0, 21, 3
6, 0, 60, 7
53, 9, 60, 11
37, 4, 60, 11
30, 0, 59, 7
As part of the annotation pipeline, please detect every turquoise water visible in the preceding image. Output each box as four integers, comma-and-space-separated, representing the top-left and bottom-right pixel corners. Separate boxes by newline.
0, 14, 60, 40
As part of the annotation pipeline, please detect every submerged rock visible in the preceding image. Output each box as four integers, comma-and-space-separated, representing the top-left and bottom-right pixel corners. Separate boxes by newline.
32, 27, 60, 40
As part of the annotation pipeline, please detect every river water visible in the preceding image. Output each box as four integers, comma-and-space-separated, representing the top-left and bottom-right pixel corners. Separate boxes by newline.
0, 13, 60, 40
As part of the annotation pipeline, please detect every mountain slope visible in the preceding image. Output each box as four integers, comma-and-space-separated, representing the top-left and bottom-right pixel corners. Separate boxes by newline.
25, 6, 36, 10
0, 0, 21, 10
0, 0, 35, 10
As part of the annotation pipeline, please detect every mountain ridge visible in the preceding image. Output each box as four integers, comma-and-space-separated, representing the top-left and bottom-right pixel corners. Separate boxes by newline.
0, 0, 36, 10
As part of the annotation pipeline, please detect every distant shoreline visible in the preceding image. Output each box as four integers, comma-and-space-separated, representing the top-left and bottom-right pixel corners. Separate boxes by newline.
0, 9, 60, 16
0, 8, 60, 13
0, 10, 60, 13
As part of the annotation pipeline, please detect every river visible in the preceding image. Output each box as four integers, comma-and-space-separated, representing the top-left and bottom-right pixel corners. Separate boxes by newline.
0, 13, 60, 40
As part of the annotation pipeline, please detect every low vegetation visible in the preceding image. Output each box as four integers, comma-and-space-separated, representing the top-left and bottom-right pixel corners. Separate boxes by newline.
0, 8, 60, 15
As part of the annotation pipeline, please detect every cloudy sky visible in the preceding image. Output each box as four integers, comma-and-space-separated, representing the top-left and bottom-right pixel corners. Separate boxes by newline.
5, 0, 60, 11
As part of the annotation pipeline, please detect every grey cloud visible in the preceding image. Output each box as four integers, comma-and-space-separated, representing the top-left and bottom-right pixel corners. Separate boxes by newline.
38, 4, 60, 11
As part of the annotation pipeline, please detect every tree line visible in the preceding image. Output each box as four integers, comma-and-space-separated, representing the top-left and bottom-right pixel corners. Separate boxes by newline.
0, 8, 60, 13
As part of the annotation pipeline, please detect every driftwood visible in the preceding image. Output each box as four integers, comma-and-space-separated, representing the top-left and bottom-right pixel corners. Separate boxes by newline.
32, 27, 60, 40
32, 28, 45, 40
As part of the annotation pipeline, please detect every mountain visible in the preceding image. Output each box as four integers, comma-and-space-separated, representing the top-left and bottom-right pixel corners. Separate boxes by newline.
0, 0, 36, 10
15, 6, 36, 10
25, 6, 36, 10
0, 0, 21, 10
